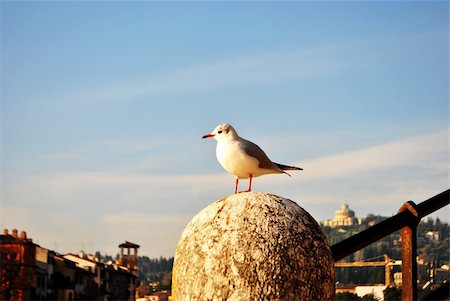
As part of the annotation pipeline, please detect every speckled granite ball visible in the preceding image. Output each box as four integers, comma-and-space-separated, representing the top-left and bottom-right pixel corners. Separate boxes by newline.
172, 192, 335, 301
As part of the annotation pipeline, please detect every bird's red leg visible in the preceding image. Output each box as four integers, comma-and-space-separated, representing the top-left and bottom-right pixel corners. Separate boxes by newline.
234, 177, 239, 194
247, 174, 253, 192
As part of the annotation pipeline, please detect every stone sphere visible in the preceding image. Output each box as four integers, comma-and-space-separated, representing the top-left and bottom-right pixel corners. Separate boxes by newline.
172, 192, 335, 301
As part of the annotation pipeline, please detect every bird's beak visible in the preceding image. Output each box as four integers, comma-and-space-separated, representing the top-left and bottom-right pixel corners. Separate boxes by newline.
202, 133, 214, 139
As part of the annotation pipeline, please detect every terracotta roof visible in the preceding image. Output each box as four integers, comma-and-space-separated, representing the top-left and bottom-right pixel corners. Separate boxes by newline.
0, 234, 35, 245
119, 241, 140, 248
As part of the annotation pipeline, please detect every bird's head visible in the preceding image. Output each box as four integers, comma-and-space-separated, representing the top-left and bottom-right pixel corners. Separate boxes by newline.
202, 123, 238, 141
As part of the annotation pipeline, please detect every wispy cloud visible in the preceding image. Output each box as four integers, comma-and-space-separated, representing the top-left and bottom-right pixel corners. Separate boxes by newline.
299, 128, 449, 179
1, 172, 229, 256
3, 128, 447, 210
257, 127, 448, 218
60, 32, 444, 105
1, 128, 447, 256
68, 48, 342, 104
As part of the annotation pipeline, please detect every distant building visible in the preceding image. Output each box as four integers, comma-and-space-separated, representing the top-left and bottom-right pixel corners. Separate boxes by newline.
35, 246, 55, 300
323, 203, 363, 227
105, 264, 137, 301
136, 290, 171, 301
63, 253, 104, 299
0, 229, 98, 301
394, 272, 402, 286
119, 241, 140, 277
425, 231, 440, 242
52, 254, 78, 301
354, 285, 386, 301
1, 228, 138, 301
0, 229, 38, 301
65, 244, 138, 301
336, 284, 387, 301
335, 284, 357, 294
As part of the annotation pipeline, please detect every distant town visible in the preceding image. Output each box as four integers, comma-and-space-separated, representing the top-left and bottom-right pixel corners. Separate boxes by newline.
1, 203, 448, 301
321, 203, 449, 300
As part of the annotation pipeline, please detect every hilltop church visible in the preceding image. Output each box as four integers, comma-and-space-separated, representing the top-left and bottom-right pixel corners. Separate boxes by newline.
323, 203, 363, 227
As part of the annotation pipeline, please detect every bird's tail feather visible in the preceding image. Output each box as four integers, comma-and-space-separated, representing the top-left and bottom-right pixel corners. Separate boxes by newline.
275, 163, 303, 171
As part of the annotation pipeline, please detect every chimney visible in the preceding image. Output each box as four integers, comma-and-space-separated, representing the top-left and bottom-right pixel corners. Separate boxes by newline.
20, 231, 27, 241
12, 229, 18, 238
3, 229, 8, 235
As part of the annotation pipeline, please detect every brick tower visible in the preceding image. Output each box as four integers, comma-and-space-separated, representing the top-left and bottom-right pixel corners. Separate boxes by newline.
118, 241, 140, 276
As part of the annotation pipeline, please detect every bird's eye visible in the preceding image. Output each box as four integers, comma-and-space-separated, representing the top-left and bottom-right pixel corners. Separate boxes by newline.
218, 130, 223, 134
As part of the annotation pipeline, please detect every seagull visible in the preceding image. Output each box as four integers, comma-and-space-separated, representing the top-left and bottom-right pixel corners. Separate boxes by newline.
202, 123, 303, 194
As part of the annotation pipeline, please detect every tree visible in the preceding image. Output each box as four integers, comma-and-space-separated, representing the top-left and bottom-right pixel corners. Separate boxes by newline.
335, 292, 361, 300
361, 294, 377, 301
384, 287, 401, 301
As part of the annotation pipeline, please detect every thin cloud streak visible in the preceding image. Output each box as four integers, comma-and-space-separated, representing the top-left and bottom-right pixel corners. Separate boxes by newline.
1, 128, 447, 256
247, 127, 448, 218
3, 128, 447, 209
45, 33, 441, 106
299, 128, 449, 179
65, 48, 342, 104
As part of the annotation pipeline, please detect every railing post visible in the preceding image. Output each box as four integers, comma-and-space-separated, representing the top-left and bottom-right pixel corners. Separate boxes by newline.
384, 254, 392, 287
398, 201, 420, 301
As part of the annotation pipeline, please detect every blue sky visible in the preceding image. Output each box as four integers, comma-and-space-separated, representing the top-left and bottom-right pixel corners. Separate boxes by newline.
1, 1, 448, 257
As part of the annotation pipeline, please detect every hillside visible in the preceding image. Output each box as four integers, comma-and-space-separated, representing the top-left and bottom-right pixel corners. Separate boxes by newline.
322, 215, 449, 284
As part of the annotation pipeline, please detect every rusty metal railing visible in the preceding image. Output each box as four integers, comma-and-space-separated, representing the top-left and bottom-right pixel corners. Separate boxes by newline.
331, 189, 449, 301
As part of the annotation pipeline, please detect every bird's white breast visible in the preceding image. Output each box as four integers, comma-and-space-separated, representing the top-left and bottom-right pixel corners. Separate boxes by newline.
216, 140, 260, 179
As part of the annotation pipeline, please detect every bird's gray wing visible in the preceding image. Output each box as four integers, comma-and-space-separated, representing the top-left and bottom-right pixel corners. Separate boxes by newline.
240, 139, 283, 172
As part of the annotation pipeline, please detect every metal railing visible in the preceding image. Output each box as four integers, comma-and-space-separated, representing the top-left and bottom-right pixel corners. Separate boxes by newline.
331, 189, 449, 301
